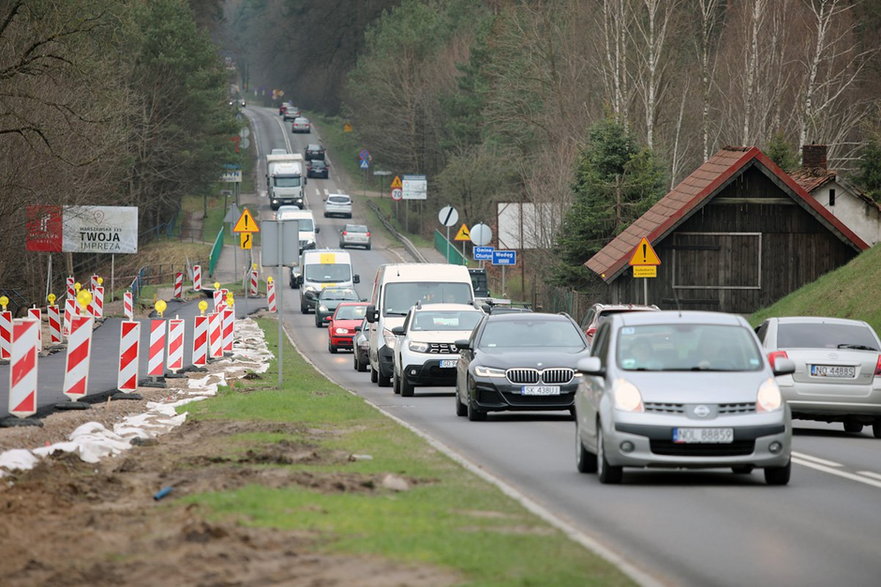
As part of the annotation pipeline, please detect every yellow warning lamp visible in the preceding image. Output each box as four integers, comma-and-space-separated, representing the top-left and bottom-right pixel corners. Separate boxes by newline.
77, 289, 93, 311
47, 293, 56, 305
74, 282, 82, 292
213, 282, 221, 290
155, 299, 167, 317
226, 292, 235, 306
97, 277, 104, 286
0, 296, 8, 311
252, 263, 257, 270
267, 276, 274, 284
198, 300, 208, 316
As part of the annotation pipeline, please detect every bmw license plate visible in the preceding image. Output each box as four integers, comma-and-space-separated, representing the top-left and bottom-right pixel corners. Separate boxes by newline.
522, 385, 561, 396
673, 428, 733, 444
810, 364, 855, 378
439, 359, 457, 368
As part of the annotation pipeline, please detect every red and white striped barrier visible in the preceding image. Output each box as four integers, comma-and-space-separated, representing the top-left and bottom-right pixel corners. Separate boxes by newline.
63, 316, 94, 400
90, 285, 104, 318
267, 279, 277, 312
47, 304, 61, 344
90, 274, 99, 291
117, 321, 140, 392
192, 315, 209, 366
66, 276, 75, 300
208, 312, 223, 359
8, 319, 39, 418
28, 307, 42, 351
123, 290, 133, 321
0, 309, 12, 360
147, 319, 166, 377
166, 318, 185, 372
222, 308, 234, 354
173, 272, 183, 299
213, 289, 222, 312
63, 298, 75, 336
193, 265, 202, 291
249, 269, 259, 297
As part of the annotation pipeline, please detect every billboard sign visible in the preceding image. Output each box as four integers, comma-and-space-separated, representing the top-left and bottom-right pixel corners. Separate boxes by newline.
26, 205, 139, 253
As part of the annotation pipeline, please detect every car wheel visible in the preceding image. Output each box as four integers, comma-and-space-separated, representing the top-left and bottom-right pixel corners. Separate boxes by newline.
370, 365, 378, 383
596, 425, 623, 484
300, 302, 309, 314
378, 369, 391, 387
357, 354, 368, 372
873, 419, 881, 439
844, 419, 863, 433
731, 465, 754, 474
455, 389, 467, 417
366, 244, 372, 250
764, 459, 791, 486
400, 375, 414, 397
328, 343, 337, 354
315, 315, 322, 327
466, 397, 486, 422
575, 417, 598, 474
392, 369, 401, 395
353, 354, 359, 371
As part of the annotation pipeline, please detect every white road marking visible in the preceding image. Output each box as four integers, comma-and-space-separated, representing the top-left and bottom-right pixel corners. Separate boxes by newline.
857, 470, 881, 482
793, 456, 881, 489
792, 451, 842, 467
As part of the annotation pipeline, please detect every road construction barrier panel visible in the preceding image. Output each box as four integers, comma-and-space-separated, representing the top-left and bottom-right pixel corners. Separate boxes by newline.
63, 316, 94, 400
117, 321, 140, 392
193, 265, 202, 291
28, 307, 42, 351
222, 308, 234, 354
0, 310, 11, 360
147, 319, 166, 377
63, 298, 75, 336
192, 315, 208, 366
90, 274, 99, 291
123, 290, 133, 321
66, 276, 75, 300
267, 278, 277, 312
166, 318, 185, 373
47, 304, 61, 344
8, 319, 39, 418
90, 286, 104, 318
173, 272, 183, 300
213, 289, 222, 312
208, 312, 222, 359
249, 269, 259, 297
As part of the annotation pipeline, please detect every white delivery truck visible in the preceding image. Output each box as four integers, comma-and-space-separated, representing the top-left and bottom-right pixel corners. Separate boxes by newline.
276, 207, 319, 279
364, 263, 474, 387
266, 153, 306, 210
297, 249, 360, 313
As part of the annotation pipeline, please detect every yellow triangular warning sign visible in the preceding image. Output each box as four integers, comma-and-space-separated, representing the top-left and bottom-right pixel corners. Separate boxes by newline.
233, 208, 259, 233
628, 237, 661, 266
453, 224, 471, 241
391, 175, 403, 189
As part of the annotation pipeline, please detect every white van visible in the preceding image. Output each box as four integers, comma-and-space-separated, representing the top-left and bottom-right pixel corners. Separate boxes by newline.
277, 206, 318, 257
297, 249, 360, 313
365, 264, 474, 387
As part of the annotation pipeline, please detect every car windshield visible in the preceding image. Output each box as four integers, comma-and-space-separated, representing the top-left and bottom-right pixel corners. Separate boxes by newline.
616, 323, 762, 372
383, 282, 472, 316
305, 263, 351, 283
320, 288, 357, 301
410, 310, 483, 332
328, 196, 350, 204
311, 160, 326, 168
479, 319, 585, 349
345, 225, 368, 233
335, 305, 367, 320
777, 322, 879, 350
274, 176, 302, 188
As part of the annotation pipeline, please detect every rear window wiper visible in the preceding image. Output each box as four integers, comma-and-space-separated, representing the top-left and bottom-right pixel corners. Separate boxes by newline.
837, 344, 878, 351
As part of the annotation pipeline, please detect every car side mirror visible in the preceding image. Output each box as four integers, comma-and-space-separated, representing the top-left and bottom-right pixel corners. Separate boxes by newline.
576, 357, 604, 376
772, 357, 796, 377
454, 339, 471, 351
353, 274, 360, 284
354, 325, 361, 332
391, 326, 404, 336
365, 305, 377, 323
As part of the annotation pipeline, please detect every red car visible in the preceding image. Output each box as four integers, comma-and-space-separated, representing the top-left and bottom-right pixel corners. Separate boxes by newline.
327, 302, 369, 353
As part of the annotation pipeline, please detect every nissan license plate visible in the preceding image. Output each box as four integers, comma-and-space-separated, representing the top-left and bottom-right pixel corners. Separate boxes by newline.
673, 428, 733, 444
522, 385, 561, 396
810, 364, 855, 378
439, 359, 457, 368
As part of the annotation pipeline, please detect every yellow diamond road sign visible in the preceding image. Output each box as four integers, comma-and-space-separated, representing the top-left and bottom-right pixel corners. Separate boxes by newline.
454, 224, 471, 241
390, 176, 403, 190
628, 237, 660, 266
233, 208, 259, 233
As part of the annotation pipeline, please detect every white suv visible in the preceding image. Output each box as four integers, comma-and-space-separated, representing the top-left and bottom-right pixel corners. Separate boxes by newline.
391, 303, 484, 397
323, 193, 352, 218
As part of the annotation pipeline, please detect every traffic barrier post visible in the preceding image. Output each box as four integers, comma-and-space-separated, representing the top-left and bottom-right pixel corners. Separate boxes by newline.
166, 317, 185, 377
66, 276, 75, 300
59, 315, 94, 409
208, 312, 222, 360
267, 277, 277, 312
192, 315, 209, 368
123, 290, 133, 321
63, 298, 75, 336
5, 318, 41, 425
249, 268, 258, 297
90, 286, 104, 319
0, 309, 12, 361
28, 307, 42, 352
144, 318, 167, 388
114, 320, 142, 400
47, 303, 62, 345
222, 307, 234, 355
90, 274, 99, 291
193, 265, 202, 291
173, 272, 183, 300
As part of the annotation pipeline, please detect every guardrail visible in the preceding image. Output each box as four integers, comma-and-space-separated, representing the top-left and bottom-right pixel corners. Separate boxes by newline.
208, 226, 224, 277
366, 200, 428, 263
434, 230, 467, 265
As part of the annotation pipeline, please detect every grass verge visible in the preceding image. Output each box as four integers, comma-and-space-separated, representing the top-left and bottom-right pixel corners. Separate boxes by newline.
180, 318, 633, 586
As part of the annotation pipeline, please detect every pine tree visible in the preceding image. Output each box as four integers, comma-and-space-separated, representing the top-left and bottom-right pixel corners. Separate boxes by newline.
766, 132, 798, 172
856, 137, 881, 203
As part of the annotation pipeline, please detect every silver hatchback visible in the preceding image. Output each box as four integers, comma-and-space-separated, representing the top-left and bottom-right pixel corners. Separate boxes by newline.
339, 223, 370, 249
575, 311, 795, 485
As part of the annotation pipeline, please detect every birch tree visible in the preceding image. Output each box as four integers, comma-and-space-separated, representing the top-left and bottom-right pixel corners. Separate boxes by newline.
631, 0, 678, 151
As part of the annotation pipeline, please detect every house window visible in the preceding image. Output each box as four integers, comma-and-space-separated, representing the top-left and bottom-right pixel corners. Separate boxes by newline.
828, 188, 836, 207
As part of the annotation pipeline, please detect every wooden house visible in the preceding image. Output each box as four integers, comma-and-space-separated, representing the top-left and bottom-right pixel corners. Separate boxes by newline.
585, 146, 869, 314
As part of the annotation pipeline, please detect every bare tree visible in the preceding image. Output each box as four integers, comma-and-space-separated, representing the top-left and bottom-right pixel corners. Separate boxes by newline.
631, 0, 678, 151
696, 0, 721, 160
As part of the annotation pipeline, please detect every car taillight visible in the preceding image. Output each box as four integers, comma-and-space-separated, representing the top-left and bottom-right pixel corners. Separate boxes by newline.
767, 350, 789, 369
586, 327, 596, 337
365, 232, 370, 237
342, 231, 347, 236
875, 354, 881, 377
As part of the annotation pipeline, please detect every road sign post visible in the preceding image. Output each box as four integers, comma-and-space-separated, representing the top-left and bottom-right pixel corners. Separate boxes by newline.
438, 206, 459, 263
628, 237, 661, 305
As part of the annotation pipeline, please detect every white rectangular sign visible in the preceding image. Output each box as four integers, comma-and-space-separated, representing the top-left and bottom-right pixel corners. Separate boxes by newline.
221, 170, 242, 183
402, 175, 427, 200
62, 206, 139, 254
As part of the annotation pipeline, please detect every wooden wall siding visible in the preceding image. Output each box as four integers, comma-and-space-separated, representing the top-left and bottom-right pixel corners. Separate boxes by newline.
607, 166, 858, 313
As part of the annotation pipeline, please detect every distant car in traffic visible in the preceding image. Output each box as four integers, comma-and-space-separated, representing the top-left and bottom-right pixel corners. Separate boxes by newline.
291, 117, 311, 133
315, 287, 361, 327
306, 159, 329, 179
755, 316, 881, 437
279, 102, 292, 116
392, 303, 484, 397
353, 318, 370, 372
339, 224, 371, 249
454, 312, 589, 421
282, 104, 301, 121
323, 193, 352, 218
574, 310, 794, 485
327, 302, 370, 353
269, 148, 288, 155
580, 303, 660, 346
304, 144, 326, 160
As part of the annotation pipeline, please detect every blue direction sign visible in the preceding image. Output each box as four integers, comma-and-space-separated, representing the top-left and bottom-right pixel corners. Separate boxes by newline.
473, 246, 494, 261
492, 250, 517, 265
360, 159, 369, 169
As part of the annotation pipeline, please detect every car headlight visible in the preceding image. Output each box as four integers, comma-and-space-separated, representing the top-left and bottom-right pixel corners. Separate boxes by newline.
382, 329, 396, 349
409, 341, 429, 353
474, 365, 506, 378
334, 327, 348, 335
756, 378, 783, 412
613, 379, 644, 412
304, 285, 317, 293
319, 305, 328, 312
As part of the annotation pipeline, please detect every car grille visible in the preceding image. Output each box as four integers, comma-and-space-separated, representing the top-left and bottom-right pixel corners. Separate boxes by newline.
650, 440, 755, 457
427, 342, 456, 354
505, 368, 575, 385
644, 402, 756, 415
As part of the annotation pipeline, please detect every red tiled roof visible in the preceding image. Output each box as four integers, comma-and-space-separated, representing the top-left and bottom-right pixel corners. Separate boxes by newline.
790, 168, 836, 193
586, 146, 870, 282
